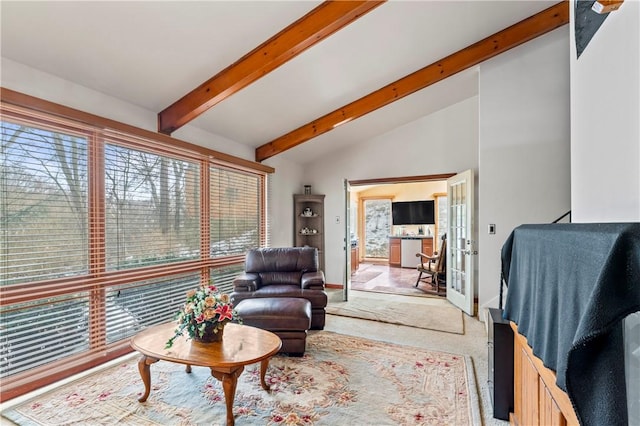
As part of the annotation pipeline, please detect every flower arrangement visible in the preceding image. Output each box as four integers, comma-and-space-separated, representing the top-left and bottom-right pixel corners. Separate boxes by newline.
165, 283, 241, 349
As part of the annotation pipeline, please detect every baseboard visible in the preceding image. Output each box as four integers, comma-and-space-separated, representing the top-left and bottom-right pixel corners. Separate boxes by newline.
325, 283, 343, 289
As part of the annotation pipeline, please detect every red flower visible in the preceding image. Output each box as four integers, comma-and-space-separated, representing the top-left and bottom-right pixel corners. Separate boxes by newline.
214, 304, 234, 322
195, 313, 206, 323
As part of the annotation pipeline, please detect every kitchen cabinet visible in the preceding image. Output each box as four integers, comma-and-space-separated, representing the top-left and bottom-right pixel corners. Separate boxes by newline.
388, 236, 433, 267
422, 238, 433, 256
389, 238, 401, 267
351, 246, 359, 273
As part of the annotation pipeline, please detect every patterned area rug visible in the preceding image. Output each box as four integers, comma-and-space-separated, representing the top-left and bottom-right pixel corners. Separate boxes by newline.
2, 332, 479, 425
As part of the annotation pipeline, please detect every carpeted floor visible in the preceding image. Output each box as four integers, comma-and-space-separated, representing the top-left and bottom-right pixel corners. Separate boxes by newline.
326, 296, 464, 334
2, 331, 479, 426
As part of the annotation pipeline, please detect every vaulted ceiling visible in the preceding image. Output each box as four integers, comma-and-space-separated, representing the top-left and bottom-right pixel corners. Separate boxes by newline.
1, 1, 566, 165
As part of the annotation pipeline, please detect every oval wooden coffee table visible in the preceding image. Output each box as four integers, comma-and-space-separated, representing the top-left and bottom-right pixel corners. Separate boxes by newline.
130, 322, 282, 426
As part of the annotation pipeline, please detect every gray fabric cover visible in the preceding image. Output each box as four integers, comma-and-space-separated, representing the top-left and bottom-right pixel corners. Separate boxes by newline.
502, 223, 640, 426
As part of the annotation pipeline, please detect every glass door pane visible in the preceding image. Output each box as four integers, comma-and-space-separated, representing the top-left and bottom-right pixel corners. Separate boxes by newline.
363, 199, 391, 258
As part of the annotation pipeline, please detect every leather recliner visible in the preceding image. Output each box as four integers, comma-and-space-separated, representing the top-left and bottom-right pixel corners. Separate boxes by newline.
231, 247, 327, 329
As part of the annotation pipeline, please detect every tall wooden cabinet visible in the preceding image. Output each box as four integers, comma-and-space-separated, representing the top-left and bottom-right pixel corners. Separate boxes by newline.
293, 194, 325, 271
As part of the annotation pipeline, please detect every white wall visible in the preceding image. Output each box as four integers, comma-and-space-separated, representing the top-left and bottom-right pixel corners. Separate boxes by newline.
304, 96, 479, 285
0, 58, 255, 158
570, 2, 640, 221
569, 2, 640, 424
263, 156, 305, 248
477, 27, 571, 311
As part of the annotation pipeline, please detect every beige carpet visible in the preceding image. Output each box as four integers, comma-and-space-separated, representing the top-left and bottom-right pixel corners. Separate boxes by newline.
326, 296, 464, 334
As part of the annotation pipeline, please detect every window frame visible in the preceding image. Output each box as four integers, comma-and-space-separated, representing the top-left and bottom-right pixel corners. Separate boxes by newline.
0, 88, 273, 401
358, 195, 394, 260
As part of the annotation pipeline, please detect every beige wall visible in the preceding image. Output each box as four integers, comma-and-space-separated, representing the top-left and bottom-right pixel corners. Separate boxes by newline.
356, 181, 446, 201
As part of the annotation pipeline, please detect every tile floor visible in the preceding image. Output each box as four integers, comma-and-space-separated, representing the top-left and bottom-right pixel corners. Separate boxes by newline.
350, 262, 445, 298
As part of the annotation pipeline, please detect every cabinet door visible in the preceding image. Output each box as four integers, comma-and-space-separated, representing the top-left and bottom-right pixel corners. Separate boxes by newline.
389, 239, 401, 266
421, 238, 433, 256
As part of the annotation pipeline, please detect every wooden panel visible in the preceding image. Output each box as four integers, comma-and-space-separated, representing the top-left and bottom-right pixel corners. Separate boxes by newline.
389, 238, 401, 267
521, 347, 540, 425
540, 379, 567, 426
421, 238, 433, 256
351, 247, 359, 273
510, 322, 579, 426
512, 327, 523, 426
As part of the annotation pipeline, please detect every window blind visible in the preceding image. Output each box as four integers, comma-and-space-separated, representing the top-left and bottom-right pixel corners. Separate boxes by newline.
0, 293, 90, 379
1, 119, 89, 285
105, 273, 200, 344
210, 264, 246, 294
104, 142, 201, 270
210, 165, 261, 257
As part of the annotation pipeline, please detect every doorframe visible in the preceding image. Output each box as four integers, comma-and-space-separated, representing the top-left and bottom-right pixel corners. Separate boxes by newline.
344, 173, 456, 300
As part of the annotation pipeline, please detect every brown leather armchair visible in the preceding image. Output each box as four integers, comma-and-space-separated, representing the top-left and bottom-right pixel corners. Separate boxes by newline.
231, 247, 327, 329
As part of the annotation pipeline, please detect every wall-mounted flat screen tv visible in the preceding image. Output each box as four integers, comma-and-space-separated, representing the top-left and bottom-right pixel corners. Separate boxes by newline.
392, 200, 435, 225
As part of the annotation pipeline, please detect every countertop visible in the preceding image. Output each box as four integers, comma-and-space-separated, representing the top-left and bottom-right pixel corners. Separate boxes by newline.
389, 235, 433, 239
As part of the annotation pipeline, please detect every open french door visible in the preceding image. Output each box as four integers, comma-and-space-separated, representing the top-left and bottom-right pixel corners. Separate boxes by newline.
343, 179, 351, 301
446, 169, 475, 316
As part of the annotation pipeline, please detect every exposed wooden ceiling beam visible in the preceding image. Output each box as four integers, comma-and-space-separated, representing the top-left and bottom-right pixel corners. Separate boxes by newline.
157, 0, 385, 135
255, 1, 569, 162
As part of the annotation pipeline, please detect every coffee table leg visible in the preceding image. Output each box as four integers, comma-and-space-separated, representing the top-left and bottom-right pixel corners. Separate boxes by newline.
260, 358, 271, 391
137, 355, 159, 402
211, 366, 244, 426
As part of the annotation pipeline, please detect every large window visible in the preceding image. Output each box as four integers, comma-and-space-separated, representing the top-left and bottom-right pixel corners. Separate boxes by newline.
1, 121, 89, 285
363, 198, 392, 258
210, 165, 262, 257
0, 95, 271, 400
105, 143, 201, 270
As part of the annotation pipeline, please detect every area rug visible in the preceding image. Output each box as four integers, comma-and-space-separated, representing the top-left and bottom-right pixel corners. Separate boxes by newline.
369, 285, 442, 298
2, 332, 479, 426
326, 297, 464, 334
350, 269, 382, 283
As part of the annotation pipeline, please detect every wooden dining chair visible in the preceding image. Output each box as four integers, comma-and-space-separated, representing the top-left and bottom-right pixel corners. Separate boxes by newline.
414, 236, 447, 296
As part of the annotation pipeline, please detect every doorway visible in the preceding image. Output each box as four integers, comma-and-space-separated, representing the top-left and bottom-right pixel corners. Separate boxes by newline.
345, 174, 455, 300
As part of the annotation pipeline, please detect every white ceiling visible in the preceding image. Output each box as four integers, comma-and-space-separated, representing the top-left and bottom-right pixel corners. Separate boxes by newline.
1, 1, 556, 165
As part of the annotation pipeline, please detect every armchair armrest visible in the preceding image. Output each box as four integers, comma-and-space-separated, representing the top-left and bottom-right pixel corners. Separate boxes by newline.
416, 252, 437, 266
301, 271, 325, 290
233, 273, 260, 292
